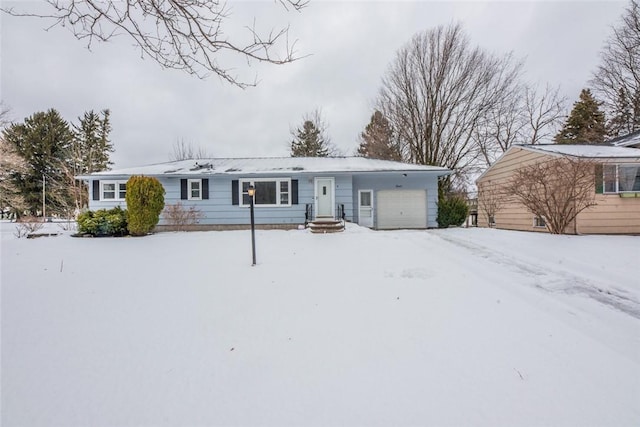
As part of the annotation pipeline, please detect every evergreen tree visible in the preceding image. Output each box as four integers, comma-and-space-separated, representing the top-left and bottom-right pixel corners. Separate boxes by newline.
72, 109, 114, 174
290, 111, 333, 157
2, 109, 75, 215
0, 104, 27, 215
67, 109, 113, 209
356, 110, 403, 161
554, 89, 606, 144
3, 109, 73, 213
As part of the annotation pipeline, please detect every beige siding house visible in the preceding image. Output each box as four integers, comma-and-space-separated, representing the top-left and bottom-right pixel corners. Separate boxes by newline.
477, 144, 640, 234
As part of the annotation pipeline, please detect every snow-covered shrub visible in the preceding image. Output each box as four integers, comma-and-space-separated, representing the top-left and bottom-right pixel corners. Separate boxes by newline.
162, 202, 204, 231
125, 176, 165, 236
77, 207, 128, 236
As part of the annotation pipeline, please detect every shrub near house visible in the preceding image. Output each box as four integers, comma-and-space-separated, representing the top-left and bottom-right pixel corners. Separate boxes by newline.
125, 176, 165, 236
77, 207, 128, 237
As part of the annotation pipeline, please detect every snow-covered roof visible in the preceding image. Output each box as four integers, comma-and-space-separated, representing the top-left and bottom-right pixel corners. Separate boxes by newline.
476, 144, 640, 182
80, 157, 451, 178
609, 131, 640, 148
520, 144, 640, 159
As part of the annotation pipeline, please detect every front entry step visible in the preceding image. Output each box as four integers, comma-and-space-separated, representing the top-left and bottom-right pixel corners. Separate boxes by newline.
308, 219, 345, 233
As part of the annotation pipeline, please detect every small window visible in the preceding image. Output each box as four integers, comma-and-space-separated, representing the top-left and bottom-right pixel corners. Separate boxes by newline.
101, 181, 126, 201
534, 216, 546, 228
603, 165, 617, 193
118, 183, 127, 199
488, 215, 496, 227
280, 181, 289, 204
103, 183, 116, 200
188, 179, 202, 200
360, 191, 371, 207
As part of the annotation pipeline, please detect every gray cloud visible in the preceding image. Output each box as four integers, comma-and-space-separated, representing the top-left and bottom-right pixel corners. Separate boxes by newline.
1, 1, 626, 168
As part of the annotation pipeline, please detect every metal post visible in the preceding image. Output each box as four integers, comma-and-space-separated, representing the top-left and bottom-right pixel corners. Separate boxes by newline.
249, 186, 256, 266
42, 174, 46, 222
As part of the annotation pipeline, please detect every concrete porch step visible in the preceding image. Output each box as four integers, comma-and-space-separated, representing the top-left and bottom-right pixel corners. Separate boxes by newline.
308, 219, 345, 233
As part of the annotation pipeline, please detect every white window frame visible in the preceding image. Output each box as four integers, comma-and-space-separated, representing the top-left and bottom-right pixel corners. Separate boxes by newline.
239, 178, 292, 207
533, 216, 546, 228
602, 164, 640, 193
188, 179, 202, 200
101, 180, 127, 201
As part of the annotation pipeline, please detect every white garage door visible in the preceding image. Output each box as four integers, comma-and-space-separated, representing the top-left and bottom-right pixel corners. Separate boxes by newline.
377, 190, 427, 229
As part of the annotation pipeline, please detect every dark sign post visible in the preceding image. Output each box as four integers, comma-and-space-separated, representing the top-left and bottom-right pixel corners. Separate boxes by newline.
248, 185, 257, 266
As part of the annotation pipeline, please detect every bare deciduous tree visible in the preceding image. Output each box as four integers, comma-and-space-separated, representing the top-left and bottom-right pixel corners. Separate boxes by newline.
476, 82, 566, 166
477, 181, 506, 227
169, 139, 211, 161
2, 0, 307, 88
524, 83, 567, 145
508, 157, 598, 234
591, 0, 640, 136
475, 82, 527, 166
377, 23, 523, 180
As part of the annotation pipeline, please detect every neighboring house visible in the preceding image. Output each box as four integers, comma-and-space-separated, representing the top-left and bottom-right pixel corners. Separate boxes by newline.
610, 130, 640, 149
476, 144, 640, 234
78, 157, 451, 230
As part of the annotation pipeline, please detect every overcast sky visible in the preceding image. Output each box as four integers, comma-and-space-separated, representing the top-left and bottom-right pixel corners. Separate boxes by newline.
1, 0, 628, 168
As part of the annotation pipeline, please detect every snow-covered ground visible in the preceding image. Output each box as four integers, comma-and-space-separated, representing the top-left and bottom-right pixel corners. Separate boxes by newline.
1, 222, 639, 426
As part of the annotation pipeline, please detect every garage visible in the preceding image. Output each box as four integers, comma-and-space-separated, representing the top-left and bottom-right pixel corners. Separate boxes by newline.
376, 190, 427, 229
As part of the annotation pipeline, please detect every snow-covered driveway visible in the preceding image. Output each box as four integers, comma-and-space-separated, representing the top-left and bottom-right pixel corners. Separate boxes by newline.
1, 223, 639, 426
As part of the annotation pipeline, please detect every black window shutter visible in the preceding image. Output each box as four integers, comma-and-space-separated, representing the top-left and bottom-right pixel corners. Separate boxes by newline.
595, 164, 603, 194
202, 179, 209, 200
180, 179, 188, 200
291, 179, 298, 205
232, 180, 239, 205
93, 180, 100, 201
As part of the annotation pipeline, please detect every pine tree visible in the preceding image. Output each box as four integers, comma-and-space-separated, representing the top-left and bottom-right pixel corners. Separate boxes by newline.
554, 89, 606, 144
72, 109, 114, 174
356, 110, 403, 161
2, 109, 75, 215
290, 111, 334, 157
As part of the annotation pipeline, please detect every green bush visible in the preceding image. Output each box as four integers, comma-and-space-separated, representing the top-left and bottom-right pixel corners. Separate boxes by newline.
437, 194, 469, 228
77, 207, 128, 236
125, 175, 165, 236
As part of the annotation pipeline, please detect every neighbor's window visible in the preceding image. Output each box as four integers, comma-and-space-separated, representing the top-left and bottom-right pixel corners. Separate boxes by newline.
619, 165, 640, 192
188, 179, 202, 200
603, 165, 618, 193
101, 181, 126, 201
488, 215, 496, 227
533, 216, 546, 228
602, 164, 640, 193
240, 178, 291, 207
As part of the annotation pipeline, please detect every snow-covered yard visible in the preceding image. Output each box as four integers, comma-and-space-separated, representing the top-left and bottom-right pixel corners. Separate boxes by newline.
1, 222, 639, 426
